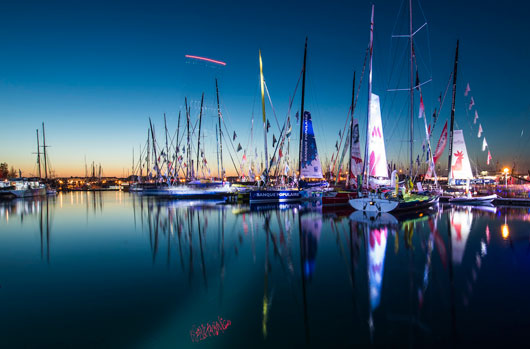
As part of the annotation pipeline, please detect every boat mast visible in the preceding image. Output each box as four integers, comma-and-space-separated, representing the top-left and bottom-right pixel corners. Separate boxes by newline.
347, 71, 356, 189
132, 147, 135, 179
176, 111, 181, 179
149, 118, 159, 180
259, 50, 269, 185
447, 40, 459, 185
36, 129, 42, 178
196, 92, 204, 178
42, 122, 48, 181
409, 0, 414, 177
362, 5, 374, 189
147, 129, 150, 178
297, 38, 308, 185
185, 97, 190, 180
164, 113, 170, 181
215, 79, 224, 180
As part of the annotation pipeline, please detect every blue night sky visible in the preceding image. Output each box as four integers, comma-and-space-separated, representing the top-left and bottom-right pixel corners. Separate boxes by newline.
0, 0, 529, 177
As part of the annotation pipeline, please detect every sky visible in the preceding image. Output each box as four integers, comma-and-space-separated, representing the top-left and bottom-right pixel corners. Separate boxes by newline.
0, 0, 529, 177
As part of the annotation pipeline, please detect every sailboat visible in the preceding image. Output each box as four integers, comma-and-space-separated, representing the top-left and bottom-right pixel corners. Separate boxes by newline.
249, 43, 311, 204
443, 42, 496, 205
348, 4, 438, 213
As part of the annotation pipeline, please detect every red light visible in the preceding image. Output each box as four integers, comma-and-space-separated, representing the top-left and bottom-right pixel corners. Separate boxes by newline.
185, 55, 227, 66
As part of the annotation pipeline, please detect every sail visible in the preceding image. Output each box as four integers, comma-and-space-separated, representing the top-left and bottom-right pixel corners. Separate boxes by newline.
368, 226, 388, 310
450, 209, 472, 265
350, 118, 363, 181
450, 130, 473, 181
300, 111, 324, 179
366, 94, 388, 178
425, 121, 448, 179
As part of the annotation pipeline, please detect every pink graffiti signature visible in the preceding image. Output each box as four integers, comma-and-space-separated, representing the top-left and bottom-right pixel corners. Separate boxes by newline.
190, 316, 232, 342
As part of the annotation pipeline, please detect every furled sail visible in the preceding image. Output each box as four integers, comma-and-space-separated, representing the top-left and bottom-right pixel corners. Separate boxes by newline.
366, 93, 388, 178
300, 111, 324, 179
350, 118, 363, 181
449, 130, 473, 181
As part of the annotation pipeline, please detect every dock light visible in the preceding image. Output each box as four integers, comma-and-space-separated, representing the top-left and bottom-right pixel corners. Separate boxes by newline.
503, 168, 509, 187
501, 224, 510, 240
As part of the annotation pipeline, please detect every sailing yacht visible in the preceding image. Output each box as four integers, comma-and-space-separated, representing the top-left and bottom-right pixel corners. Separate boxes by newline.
348, 4, 438, 213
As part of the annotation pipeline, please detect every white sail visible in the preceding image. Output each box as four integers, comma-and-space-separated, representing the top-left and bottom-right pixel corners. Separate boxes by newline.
450, 130, 473, 181
350, 118, 363, 181
450, 209, 473, 265
366, 93, 388, 179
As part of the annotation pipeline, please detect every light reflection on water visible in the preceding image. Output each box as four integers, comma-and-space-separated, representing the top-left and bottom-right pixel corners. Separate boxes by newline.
0, 192, 530, 348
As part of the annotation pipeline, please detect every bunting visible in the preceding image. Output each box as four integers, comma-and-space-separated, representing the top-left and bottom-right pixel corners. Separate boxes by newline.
266, 120, 271, 132
237, 143, 242, 152
464, 83, 471, 96
487, 150, 492, 165
272, 134, 277, 147
233, 131, 237, 141
469, 97, 475, 110
477, 124, 483, 138
482, 137, 488, 151
418, 94, 425, 118
474, 110, 479, 124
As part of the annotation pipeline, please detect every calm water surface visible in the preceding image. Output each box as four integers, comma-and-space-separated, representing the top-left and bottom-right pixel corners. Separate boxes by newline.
1, 192, 529, 348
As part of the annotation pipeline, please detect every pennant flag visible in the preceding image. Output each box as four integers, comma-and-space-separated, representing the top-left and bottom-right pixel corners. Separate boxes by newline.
482, 137, 488, 151
203, 158, 207, 165
286, 126, 292, 138
416, 154, 420, 166
338, 129, 341, 138
233, 131, 237, 141
272, 134, 277, 147
242, 153, 247, 161
469, 97, 475, 110
438, 93, 442, 103
237, 143, 242, 152
477, 124, 483, 138
418, 94, 425, 118
266, 120, 271, 132
335, 141, 339, 151
464, 83, 471, 96
487, 150, 492, 165
295, 111, 299, 123
279, 148, 283, 158
474, 110, 479, 124
432, 109, 437, 121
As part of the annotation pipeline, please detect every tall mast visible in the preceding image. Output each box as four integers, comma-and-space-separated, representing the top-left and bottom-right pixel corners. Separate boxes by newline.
149, 118, 159, 180
36, 129, 42, 178
147, 129, 150, 178
132, 147, 135, 179
362, 5, 375, 189
197, 92, 204, 177
215, 79, 224, 180
42, 122, 48, 181
259, 50, 269, 184
164, 113, 170, 181
347, 71, 356, 188
447, 40, 459, 185
409, 0, 414, 177
216, 123, 220, 178
297, 38, 308, 183
176, 110, 181, 178
185, 97, 191, 180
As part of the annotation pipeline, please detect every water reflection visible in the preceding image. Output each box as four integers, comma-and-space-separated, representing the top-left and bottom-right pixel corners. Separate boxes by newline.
1, 193, 530, 347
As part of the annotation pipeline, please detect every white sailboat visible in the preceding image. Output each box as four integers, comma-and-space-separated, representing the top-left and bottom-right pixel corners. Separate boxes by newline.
348, 4, 438, 213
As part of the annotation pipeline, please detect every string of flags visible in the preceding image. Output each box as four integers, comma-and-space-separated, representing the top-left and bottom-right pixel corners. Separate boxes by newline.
465, 83, 492, 165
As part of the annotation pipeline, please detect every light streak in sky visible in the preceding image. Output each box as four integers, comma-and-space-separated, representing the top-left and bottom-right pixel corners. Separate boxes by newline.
185, 55, 226, 66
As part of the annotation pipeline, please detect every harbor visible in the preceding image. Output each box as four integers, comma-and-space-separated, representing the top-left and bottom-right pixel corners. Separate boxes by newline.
1, 0, 530, 347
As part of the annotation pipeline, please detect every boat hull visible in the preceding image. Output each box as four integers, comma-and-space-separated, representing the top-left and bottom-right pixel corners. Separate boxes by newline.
249, 190, 302, 204
322, 191, 357, 207
349, 197, 399, 213
449, 194, 497, 205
